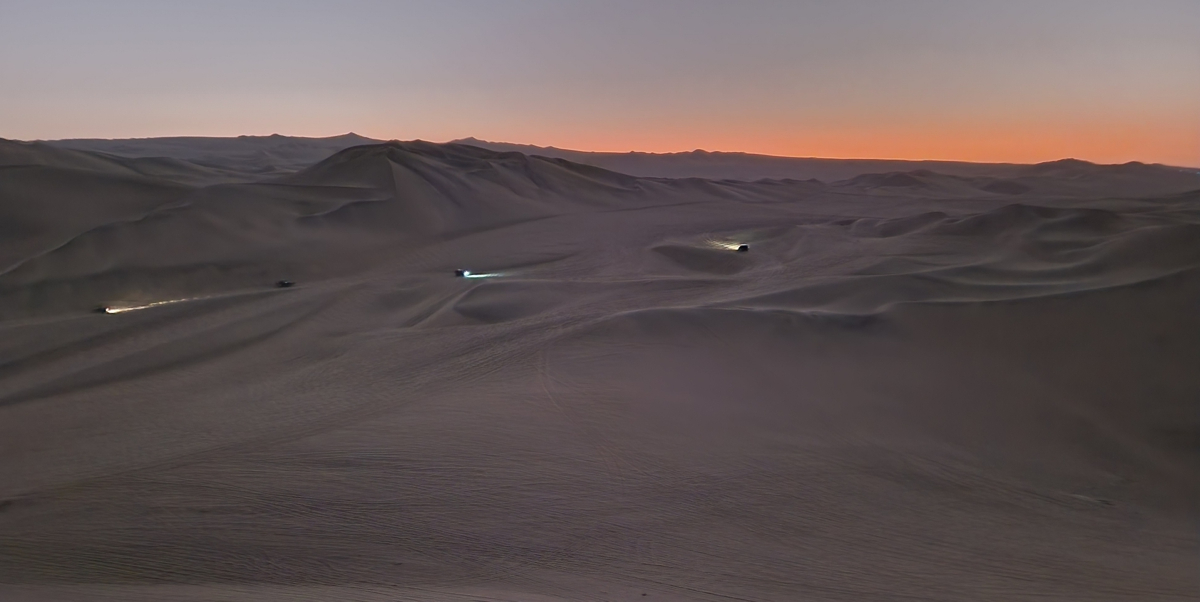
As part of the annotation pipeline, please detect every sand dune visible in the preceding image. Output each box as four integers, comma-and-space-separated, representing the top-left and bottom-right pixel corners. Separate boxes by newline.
455, 137, 1200, 189
0, 138, 1197, 601
46, 133, 379, 179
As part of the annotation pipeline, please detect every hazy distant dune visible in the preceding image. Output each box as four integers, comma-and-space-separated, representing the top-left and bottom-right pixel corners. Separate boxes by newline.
453, 137, 1200, 189
45, 133, 379, 178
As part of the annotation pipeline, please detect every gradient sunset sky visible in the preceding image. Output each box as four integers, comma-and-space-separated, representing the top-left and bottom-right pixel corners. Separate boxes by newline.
3, 1, 1197, 166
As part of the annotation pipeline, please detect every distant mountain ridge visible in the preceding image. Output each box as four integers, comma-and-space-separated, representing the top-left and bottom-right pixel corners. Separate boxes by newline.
451, 137, 1200, 183
26, 134, 1200, 195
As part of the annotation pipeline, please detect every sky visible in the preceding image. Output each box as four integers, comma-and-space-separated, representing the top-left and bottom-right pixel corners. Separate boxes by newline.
2, 0, 1198, 165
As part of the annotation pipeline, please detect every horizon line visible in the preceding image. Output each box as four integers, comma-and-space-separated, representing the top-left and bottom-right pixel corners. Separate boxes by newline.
11, 132, 1199, 170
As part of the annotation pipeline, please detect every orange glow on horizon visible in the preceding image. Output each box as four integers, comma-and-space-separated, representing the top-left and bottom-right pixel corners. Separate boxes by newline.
16, 110, 1196, 168
442, 118, 1199, 167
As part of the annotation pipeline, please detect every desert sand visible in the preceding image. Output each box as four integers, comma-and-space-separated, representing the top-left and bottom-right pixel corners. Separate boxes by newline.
0, 137, 1197, 601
